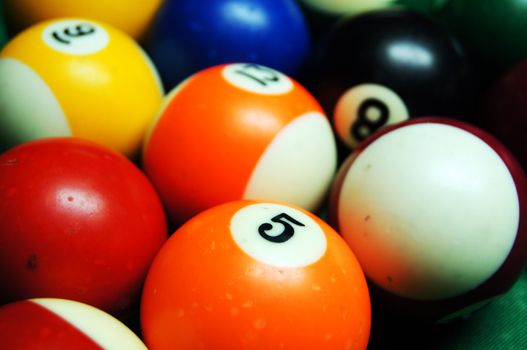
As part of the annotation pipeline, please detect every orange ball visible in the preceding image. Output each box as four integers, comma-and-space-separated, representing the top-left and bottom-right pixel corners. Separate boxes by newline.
143, 63, 337, 225
141, 200, 371, 350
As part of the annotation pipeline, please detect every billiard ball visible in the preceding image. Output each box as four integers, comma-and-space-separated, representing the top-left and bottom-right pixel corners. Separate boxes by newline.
0, 18, 163, 158
0, 298, 146, 349
295, 0, 447, 63
298, 0, 441, 17
310, 9, 476, 149
3, 0, 163, 41
438, 0, 527, 78
479, 59, 527, 171
299, 0, 394, 17
145, 0, 311, 90
143, 63, 337, 226
141, 200, 371, 350
0, 138, 168, 316
329, 117, 527, 321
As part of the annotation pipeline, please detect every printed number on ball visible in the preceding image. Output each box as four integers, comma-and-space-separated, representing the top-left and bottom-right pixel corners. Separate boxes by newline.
42, 20, 109, 55
230, 203, 327, 268
223, 63, 293, 95
334, 84, 409, 148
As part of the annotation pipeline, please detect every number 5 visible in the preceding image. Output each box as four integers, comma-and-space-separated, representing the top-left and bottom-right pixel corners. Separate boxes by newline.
258, 213, 305, 243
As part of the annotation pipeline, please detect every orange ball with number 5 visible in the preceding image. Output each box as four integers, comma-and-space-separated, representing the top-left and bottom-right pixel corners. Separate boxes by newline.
143, 63, 337, 225
141, 200, 371, 350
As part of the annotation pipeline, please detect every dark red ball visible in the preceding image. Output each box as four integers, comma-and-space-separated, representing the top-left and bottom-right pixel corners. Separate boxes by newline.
480, 59, 527, 171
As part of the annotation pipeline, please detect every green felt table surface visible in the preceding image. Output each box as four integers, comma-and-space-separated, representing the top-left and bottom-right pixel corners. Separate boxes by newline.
368, 267, 527, 349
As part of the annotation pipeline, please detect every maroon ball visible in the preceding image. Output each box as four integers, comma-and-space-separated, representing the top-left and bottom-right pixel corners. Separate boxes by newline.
480, 59, 527, 171
329, 117, 527, 322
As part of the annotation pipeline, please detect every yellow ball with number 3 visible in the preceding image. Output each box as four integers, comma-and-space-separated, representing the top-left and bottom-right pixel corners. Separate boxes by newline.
0, 18, 164, 158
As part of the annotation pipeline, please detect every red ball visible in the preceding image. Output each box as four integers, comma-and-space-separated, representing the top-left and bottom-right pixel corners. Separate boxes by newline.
0, 298, 147, 349
329, 117, 527, 321
0, 138, 168, 316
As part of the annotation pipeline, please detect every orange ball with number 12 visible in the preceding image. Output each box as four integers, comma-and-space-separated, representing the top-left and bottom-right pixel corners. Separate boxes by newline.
143, 63, 337, 225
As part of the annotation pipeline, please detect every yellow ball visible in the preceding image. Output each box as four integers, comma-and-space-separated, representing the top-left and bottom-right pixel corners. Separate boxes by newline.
4, 0, 164, 41
0, 18, 164, 157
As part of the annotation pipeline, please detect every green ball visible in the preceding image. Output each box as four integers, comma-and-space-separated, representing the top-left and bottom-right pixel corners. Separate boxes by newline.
438, 0, 527, 72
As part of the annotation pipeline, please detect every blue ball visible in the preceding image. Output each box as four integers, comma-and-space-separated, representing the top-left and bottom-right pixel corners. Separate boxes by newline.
145, 0, 311, 90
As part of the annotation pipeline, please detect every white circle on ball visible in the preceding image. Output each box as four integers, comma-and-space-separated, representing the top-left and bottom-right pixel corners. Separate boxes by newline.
230, 202, 327, 268
337, 122, 519, 300
243, 112, 337, 212
32, 298, 147, 349
42, 20, 109, 55
0, 57, 71, 148
222, 63, 293, 95
334, 83, 409, 148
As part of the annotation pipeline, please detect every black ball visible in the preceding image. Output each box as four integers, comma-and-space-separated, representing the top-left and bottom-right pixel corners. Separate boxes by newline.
310, 9, 477, 149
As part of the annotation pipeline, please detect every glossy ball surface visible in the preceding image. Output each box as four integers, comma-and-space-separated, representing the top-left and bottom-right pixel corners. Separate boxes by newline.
299, 0, 394, 16
312, 9, 475, 149
329, 118, 527, 321
0, 298, 147, 349
145, 0, 311, 89
298, 0, 442, 16
0, 138, 168, 316
143, 63, 337, 225
141, 200, 371, 350
480, 59, 527, 171
0, 18, 163, 157
3, 0, 163, 41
